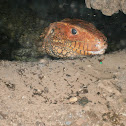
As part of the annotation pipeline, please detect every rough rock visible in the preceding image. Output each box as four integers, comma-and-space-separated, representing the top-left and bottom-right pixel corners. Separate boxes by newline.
85, 0, 126, 16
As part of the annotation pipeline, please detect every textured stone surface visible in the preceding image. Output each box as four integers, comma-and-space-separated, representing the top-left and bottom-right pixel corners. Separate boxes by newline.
121, 0, 126, 14
85, 0, 126, 16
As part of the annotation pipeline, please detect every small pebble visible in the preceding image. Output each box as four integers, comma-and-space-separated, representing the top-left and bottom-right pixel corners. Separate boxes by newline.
87, 65, 91, 68
69, 97, 78, 103
65, 121, 71, 125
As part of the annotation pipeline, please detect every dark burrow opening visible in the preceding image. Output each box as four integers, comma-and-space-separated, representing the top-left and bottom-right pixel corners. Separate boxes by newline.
0, 0, 126, 61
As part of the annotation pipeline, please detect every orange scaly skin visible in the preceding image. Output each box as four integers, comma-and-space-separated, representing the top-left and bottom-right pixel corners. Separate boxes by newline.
41, 18, 108, 58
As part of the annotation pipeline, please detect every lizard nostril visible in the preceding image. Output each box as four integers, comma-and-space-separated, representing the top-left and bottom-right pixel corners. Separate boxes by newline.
95, 44, 98, 47
95, 42, 100, 47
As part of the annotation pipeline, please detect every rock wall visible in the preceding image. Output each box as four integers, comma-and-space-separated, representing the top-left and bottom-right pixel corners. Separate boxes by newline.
85, 0, 126, 16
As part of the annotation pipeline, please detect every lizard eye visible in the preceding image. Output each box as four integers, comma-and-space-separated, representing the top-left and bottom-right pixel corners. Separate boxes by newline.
71, 28, 77, 35
51, 29, 54, 34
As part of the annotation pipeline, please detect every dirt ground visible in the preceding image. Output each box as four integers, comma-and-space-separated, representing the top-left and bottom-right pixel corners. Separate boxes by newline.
0, 50, 126, 126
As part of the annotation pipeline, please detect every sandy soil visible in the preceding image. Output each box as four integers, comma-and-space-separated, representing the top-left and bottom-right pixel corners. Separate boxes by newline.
0, 50, 126, 126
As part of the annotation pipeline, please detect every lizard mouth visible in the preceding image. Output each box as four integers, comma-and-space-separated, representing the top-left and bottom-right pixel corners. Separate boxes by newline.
87, 44, 108, 55
88, 48, 106, 55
